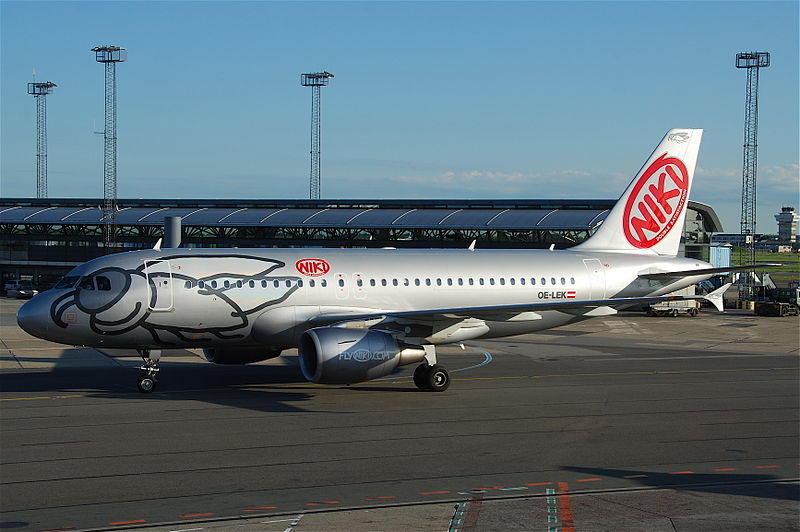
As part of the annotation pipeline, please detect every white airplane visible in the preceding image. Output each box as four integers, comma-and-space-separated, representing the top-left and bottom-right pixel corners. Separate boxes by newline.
17, 129, 765, 393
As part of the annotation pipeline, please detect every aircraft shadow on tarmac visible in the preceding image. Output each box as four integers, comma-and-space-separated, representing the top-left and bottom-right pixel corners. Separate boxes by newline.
562, 466, 800, 502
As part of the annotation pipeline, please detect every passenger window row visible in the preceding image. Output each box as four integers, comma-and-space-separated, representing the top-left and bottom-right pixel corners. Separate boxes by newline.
184, 276, 576, 289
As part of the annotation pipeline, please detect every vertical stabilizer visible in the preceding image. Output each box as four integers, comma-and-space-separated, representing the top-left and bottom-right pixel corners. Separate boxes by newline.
573, 128, 703, 256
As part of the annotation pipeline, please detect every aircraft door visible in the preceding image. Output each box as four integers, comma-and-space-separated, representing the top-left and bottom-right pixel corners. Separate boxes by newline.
334, 273, 347, 300
582, 259, 606, 300
144, 260, 174, 311
353, 273, 366, 299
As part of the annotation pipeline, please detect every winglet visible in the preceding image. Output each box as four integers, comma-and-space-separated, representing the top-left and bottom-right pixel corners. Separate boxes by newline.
153, 238, 162, 251
702, 283, 731, 312
468, 240, 476, 251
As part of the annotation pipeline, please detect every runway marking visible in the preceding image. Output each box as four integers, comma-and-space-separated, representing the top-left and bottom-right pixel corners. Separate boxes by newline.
365, 495, 397, 500
283, 514, 303, 532
0, 394, 83, 402
526, 482, 553, 486
448, 501, 467, 532
557, 482, 575, 532
180, 513, 215, 518
109, 519, 146, 526
420, 490, 451, 495
242, 506, 278, 512
713, 468, 736, 471
576, 477, 603, 482
670, 471, 695, 475
756, 465, 780, 469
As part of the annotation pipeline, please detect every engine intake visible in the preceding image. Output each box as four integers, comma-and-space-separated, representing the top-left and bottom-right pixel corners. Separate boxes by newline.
299, 327, 425, 384
203, 346, 282, 365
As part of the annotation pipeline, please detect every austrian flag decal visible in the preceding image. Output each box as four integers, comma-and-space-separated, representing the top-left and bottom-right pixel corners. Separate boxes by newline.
295, 258, 330, 277
622, 153, 689, 249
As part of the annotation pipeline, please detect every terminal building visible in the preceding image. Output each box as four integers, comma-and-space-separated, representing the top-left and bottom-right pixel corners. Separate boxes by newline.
1, 197, 723, 289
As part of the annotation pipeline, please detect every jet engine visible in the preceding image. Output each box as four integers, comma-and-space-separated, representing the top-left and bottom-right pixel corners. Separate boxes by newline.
299, 327, 425, 384
203, 346, 282, 365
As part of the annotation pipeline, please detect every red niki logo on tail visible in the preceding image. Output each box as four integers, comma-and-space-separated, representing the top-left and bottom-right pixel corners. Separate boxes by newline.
622, 153, 689, 248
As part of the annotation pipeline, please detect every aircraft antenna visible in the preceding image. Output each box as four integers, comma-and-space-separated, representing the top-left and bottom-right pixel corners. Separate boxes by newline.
27, 80, 57, 198
735, 51, 769, 302
301, 71, 334, 200
92, 45, 127, 252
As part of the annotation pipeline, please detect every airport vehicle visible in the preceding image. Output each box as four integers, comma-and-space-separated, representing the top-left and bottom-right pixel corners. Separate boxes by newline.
755, 287, 800, 317
17, 129, 771, 393
4, 279, 39, 299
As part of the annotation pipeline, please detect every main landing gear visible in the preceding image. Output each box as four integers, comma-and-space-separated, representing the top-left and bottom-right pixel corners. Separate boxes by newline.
137, 348, 161, 393
412, 345, 450, 392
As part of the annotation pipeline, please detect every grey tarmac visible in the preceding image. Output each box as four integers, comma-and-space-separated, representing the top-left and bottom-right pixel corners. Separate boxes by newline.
1, 297, 798, 531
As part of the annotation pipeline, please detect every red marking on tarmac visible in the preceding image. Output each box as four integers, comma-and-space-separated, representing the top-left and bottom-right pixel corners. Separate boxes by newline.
575, 477, 602, 482
624, 474, 648, 479
670, 471, 694, 475
109, 520, 146, 526
181, 513, 215, 518
474, 485, 504, 490
420, 490, 451, 495
243, 506, 278, 512
365, 495, 397, 500
36, 528, 76, 532
713, 468, 736, 472
557, 482, 575, 532
525, 482, 553, 486
756, 465, 780, 469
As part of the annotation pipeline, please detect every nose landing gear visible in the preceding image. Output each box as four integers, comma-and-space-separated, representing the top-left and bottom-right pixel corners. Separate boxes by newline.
137, 349, 161, 393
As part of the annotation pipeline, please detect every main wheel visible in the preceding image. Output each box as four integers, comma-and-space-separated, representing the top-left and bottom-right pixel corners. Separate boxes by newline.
413, 364, 429, 391
137, 374, 156, 393
424, 364, 450, 392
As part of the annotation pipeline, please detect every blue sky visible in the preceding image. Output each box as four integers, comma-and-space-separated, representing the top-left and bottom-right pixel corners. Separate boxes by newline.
1, 1, 797, 234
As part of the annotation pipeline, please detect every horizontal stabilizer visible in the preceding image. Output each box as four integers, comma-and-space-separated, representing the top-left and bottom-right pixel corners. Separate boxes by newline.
638, 263, 783, 280
701, 283, 731, 312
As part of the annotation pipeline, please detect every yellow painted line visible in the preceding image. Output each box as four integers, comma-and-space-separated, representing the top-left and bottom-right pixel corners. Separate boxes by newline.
454, 367, 799, 382
0, 394, 83, 402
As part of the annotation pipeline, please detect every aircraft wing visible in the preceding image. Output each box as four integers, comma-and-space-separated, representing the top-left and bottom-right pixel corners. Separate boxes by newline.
638, 263, 782, 280
313, 284, 731, 325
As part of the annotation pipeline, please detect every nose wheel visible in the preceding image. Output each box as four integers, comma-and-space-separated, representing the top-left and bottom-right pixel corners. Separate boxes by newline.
136, 349, 161, 393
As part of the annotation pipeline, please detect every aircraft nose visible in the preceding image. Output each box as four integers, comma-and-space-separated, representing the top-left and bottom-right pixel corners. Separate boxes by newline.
17, 296, 51, 339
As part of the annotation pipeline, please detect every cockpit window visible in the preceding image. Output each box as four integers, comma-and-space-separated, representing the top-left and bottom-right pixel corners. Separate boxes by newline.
55, 276, 80, 289
95, 276, 111, 291
78, 277, 95, 290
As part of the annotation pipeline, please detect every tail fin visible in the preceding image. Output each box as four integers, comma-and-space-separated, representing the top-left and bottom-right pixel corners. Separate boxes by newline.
574, 128, 703, 256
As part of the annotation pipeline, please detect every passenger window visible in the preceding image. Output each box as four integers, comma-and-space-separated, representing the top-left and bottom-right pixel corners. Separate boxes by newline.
479, 278, 485, 286
458, 278, 463, 286
520, 278, 525, 285
321, 279, 327, 287
211, 280, 218, 289
392, 279, 398, 286
561, 278, 566, 285
551, 278, 556, 285
404, 278, 409, 286
309, 279, 316, 287
541, 278, 546, 285
436, 279, 442, 286
571, 277, 576, 285
510, 278, 515, 286
381, 279, 387, 287
274, 280, 280, 288
224, 280, 230, 288
184, 281, 192, 289
261, 280, 267, 288
199, 281, 205, 289
489, 278, 495, 286
426, 279, 431, 286
500, 278, 506, 286
468, 278, 474, 286
338, 279, 344, 287
96, 276, 111, 291
248, 280, 255, 288
447, 278, 453, 286
237, 280, 243, 288
298, 280, 303, 287
357, 279, 363, 287
531, 278, 536, 285
415, 279, 421, 286
370, 279, 376, 287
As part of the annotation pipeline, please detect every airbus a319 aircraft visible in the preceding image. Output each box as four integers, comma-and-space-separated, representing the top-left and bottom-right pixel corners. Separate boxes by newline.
18, 129, 754, 393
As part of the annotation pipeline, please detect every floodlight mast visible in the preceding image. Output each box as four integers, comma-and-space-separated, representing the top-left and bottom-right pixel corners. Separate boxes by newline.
27, 81, 57, 198
735, 51, 769, 302
92, 45, 127, 251
301, 72, 334, 200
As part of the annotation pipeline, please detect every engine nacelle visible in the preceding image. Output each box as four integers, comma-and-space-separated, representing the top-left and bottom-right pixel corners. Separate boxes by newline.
299, 327, 425, 384
203, 346, 282, 365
